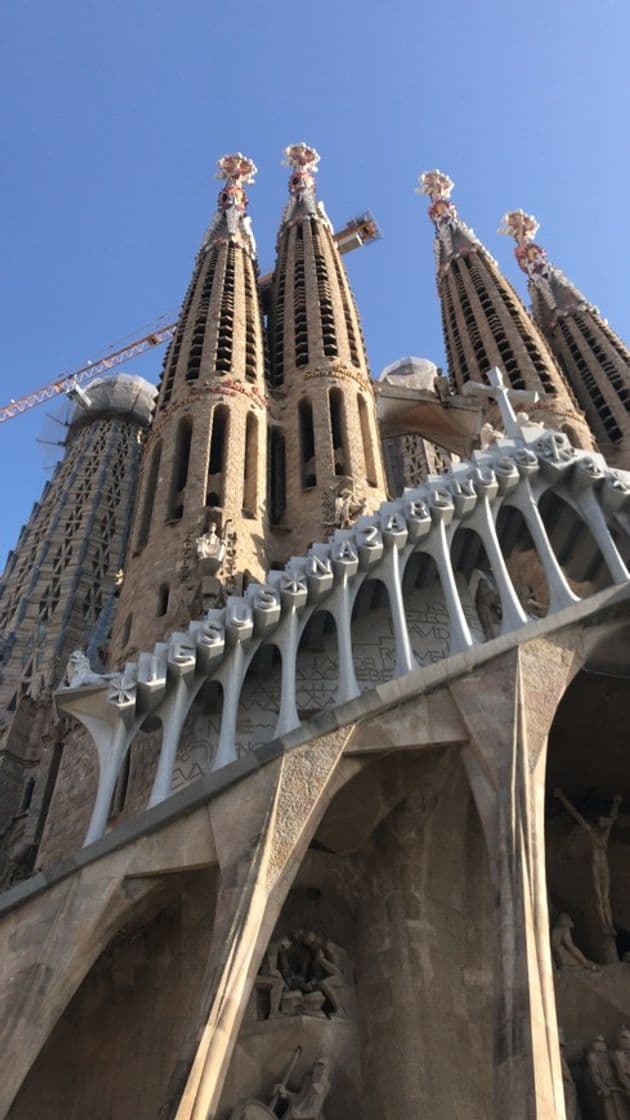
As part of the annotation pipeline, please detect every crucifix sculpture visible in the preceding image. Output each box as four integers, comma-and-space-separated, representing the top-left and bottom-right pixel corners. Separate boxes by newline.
463, 366, 539, 441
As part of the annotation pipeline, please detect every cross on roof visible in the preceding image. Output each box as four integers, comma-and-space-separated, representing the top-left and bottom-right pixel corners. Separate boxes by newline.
462, 367, 539, 440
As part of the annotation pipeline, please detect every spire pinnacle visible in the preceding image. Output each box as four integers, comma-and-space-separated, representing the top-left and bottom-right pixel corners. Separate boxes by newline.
499, 209, 549, 278
201, 153, 258, 257
282, 142, 320, 196
215, 152, 257, 214
417, 170, 458, 227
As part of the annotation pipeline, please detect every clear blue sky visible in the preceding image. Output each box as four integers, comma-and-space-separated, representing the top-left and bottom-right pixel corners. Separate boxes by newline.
1, 0, 629, 565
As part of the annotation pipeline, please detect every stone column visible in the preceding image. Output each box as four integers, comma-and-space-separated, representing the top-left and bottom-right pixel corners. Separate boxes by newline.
450, 635, 581, 1120
167, 727, 357, 1120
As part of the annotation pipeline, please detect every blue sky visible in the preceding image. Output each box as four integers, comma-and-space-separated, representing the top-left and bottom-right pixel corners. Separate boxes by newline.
1, 0, 629, 564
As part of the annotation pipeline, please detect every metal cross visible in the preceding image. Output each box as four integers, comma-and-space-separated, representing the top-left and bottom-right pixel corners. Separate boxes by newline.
462, 367, 539, 440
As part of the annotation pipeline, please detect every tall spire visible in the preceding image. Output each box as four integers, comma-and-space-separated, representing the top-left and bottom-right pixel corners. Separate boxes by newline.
417, 171, 593, 447
110, 153, 268, 661
266, 142, 386, 558
501, 209, 630, 462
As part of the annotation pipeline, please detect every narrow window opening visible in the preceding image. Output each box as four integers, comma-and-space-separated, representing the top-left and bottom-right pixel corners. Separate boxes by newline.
156, 583, 170, 617
358, 394, 378, 486
328, 388, 348, 476
299, 399, 317, 489
243, 412, 259, 517
269, 427, 287, 525
167, 416, 193, 521
207, 405, 228, 507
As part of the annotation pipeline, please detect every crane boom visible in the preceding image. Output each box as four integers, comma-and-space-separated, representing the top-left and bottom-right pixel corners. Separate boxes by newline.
1, 210, 381, 426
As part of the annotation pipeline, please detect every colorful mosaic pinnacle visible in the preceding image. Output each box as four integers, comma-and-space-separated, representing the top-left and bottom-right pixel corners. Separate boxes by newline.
417, 169, 457, 227
215, 152, 257, 213
282, 141, 320, 194
499, 208, 548, 276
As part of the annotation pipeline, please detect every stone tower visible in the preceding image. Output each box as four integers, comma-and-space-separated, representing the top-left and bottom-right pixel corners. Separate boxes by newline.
0, 372, 155, 881
267, 143, 387, 558
501, 208, 630, 466
418, 170, 593, 447
110, 154, 268, 661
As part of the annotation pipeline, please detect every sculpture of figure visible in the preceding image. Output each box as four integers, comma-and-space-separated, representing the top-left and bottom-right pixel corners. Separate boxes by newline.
255, 938, 292, 1018
63, 649, 106, 689
554, 789, 622, 936
479, 421, 502, 450
515, 583, 546, 618
586, 1036, 629, 1119
613, 1027, 630, 1098
196, 523, 226, 573
474, 571, 502, 640
551, 913, 600, 972
273, 1057, 330, 1120
559, 1028, 579, 1120
303, 931, 352, 1018
333, 487, 367, 529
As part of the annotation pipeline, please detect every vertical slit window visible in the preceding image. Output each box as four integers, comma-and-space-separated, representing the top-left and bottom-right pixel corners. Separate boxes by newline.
269, 427, 287, 525
136, 440, 162, 550
311, 220, 337, 358
358, 395, 378, 486
294, 226, 309, 367
156, 583, 169, 617
299, 398, 317, 489
244, 258, 259, 383
207, 405, 228, 507
167, 416, 193, 521
216, 247, 235, 374
328, 388, 348, 476
270, 238, 288, 386
243, 412, 259, 517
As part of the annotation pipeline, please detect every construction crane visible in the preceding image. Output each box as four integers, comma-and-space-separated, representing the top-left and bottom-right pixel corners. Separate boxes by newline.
0, 211, 381, 426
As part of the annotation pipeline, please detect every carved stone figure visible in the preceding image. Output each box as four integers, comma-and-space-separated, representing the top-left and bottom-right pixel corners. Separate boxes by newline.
196, 523, 226, 574
273, 1057, 330, 1119
256, 931, 354, 1019
613, 1027, 630, 1098
63, 649, 106, 689
479, 421, 502, 450
551, 912, 600, 971
559, 1028, 579, 1120
474, 571, 502, 640
554, 789, 622, 937
586, 1036, 630, 1119
332, 487, 367, 529
515, 583, 546, 618
255, 937, 292, 1018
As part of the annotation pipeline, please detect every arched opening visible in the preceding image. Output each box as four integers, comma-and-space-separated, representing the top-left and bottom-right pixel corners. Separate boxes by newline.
328, 388, 348, 477
268, 426, 286, 526
167, 415, 193, 521
242, 411, 259, 518
450, 526, 496, 642
545, 669, 630, 1110
207, 404, 228, 508
358, 394, 378, 486
156, 583, 169, 617
236, 645, 282, 753
496, 504, 550, 618
296, 610, 339, 715
218, 751, 493, 1117
173, 680, 223, 790
401, 550, 451, 666
9, 870, 219, 1120
350, 578, 396, 686
538, 489, 613, 597
299, 398, 317, 489
135, 440, 161, 550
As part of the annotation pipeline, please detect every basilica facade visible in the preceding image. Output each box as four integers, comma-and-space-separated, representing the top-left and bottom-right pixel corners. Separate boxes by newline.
0, 146, 630, 1119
